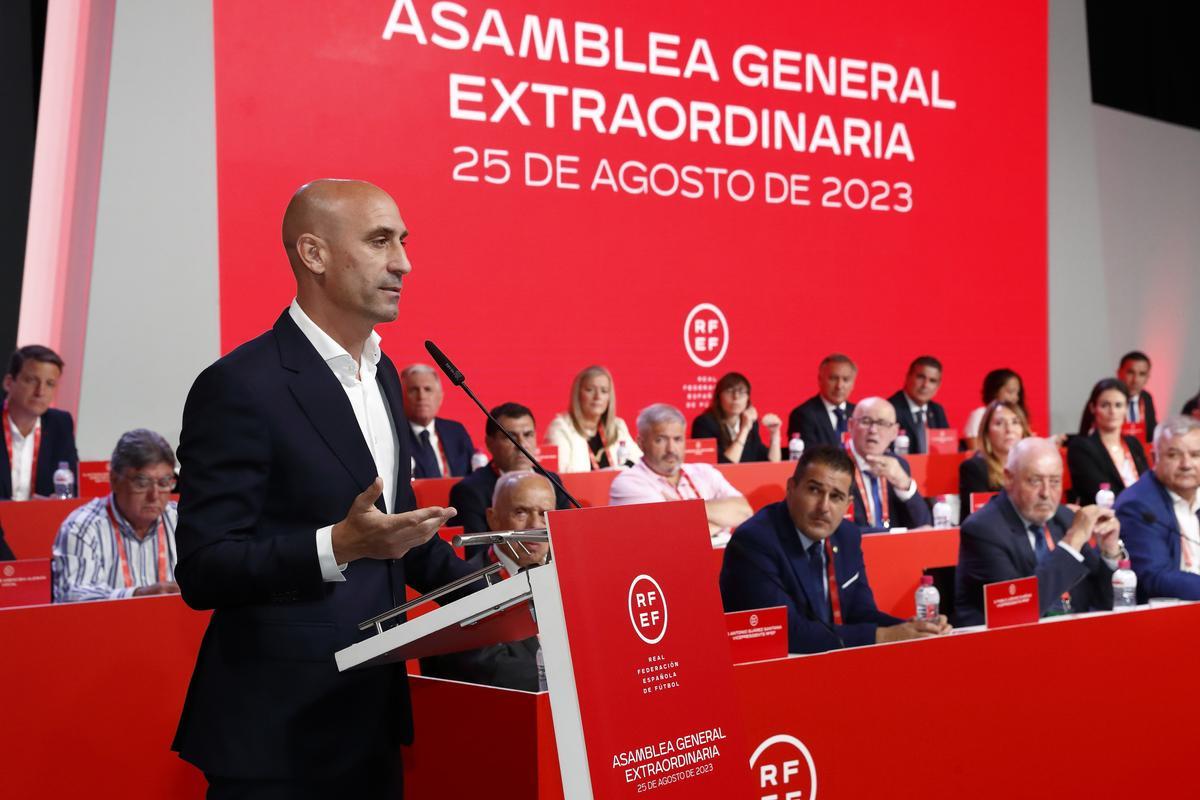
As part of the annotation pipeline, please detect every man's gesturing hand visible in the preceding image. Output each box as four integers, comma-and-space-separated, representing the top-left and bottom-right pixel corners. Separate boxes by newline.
331, 478, 457, 563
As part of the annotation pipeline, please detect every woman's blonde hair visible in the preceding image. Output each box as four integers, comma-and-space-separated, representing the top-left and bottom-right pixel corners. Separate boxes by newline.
568, 365, 618, 444
979, 400, 1032, 486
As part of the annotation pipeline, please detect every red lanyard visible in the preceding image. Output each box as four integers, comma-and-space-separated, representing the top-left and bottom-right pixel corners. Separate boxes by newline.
823, 539, 844, 625
672, 468, 701, 500
1041, 524, 1056, 552
433, 435, 449, 478
2, 402, 41, 496
587, 424, 610, 471
849, 464, 889, 527
106, 499, 168, 588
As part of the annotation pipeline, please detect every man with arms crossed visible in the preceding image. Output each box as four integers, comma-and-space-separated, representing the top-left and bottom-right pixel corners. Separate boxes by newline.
172, 180, 479, 798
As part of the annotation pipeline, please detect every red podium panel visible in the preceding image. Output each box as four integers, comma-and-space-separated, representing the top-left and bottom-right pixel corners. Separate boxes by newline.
559, 469, 621, 507
0, 559, 51, 608
0, 498, 88, 559
412, 476, 457, 509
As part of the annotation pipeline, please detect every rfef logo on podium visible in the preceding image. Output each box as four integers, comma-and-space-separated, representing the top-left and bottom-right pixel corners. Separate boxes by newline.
749, 734, 818, 800
628, 574, 668, 644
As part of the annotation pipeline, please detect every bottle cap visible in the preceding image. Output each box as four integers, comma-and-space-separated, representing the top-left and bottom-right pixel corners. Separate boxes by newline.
790, 433, 800, 440
1119, 559, 1132, 570
920, 575, 934, 585
58, 461, 69, 469
1099, 483, 1111, 490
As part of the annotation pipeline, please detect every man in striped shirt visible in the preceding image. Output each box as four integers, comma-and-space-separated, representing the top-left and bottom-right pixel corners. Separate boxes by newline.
52, 429, 179, 602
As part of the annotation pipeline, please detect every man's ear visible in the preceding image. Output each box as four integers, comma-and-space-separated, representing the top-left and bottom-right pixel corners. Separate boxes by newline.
295, 233, 328, 276
1, 374, 12, 394
485, 507, 496, 530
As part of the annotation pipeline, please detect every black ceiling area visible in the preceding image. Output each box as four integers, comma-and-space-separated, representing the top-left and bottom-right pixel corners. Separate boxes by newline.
1086, 2, 1200, 131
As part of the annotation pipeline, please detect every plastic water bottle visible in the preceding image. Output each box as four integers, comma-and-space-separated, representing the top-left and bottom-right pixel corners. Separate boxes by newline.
932, 495, 953, 528
1095, 482, 1115, 510
894, 432, 910, 456
788, 433, 804, 461
52, 462, 74, 499
915, 575, 940, 622
535, 640, 548, 691
616, 440, 632, 468
470, 450, 489, 472
1112, 559, 1137, 610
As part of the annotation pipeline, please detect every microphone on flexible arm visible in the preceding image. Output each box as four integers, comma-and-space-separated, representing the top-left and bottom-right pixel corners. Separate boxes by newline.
424, 340, 582, 510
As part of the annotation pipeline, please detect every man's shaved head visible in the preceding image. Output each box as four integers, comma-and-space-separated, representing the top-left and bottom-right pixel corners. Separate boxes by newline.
283, 179, 391, 271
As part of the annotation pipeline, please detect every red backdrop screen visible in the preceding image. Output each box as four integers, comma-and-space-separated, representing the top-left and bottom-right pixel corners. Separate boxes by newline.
213, 0, 1048, 440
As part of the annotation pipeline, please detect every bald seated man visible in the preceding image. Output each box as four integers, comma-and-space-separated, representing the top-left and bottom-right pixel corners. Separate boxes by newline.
954, 438, 1124, 626
422, 470, 552, 690
845, 397, 932, 532
173, 179, 482, 798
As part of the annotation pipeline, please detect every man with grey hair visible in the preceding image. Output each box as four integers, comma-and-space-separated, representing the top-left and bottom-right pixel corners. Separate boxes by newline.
609, 403, 752, 542
954, 437, 1123, 625
1115, 415, 1200, 600
51, 429, 180, 602
400, 362, 475, 477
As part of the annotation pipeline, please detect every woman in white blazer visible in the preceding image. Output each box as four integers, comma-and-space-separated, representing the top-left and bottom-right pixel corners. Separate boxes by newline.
545, 365, 641, 473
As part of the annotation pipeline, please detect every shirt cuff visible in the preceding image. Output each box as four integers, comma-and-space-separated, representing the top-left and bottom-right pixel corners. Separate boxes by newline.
1056, 541, 1085, 563
893, 477, 918, 502
316, 525, 348, 582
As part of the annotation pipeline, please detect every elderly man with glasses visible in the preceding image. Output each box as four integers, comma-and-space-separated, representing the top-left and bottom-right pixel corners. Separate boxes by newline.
52, 429, 180, 602
845, 397, 932, 532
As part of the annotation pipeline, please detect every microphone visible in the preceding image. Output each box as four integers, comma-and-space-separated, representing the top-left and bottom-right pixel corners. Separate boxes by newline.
424, 340, 582, 509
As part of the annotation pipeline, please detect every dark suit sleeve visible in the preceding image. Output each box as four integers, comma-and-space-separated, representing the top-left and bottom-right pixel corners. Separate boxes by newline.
786, 405, 804, 440
895, 458, 931, 528
174, 362, 324, 610
1067, 437, 1108, 504
1144, 393, 1157, 441
1117, 495, 1200, 601
691, 415, 727, 463
446, 420, 476, 477
0, 525, 14, 561
448, 479, 489, 534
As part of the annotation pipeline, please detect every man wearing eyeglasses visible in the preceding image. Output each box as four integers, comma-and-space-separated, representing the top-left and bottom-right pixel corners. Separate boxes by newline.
51, 429, 179, 602
954, 437, 1123, 626
846, 397, 932, 532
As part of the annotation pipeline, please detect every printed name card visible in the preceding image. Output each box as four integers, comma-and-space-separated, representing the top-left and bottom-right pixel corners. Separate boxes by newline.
0, 559, 51, 608
533, 444, 559, 472
969, 492, 999, 514
684, 438, 718, 464
77, 460, 112, 498
984, 576, 1039, 629
1121, 422, 1147, 444
725, 607, 787, 664
926, 428, 959, 454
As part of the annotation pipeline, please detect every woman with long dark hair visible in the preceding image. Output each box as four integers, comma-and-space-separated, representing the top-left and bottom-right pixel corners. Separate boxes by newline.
690, 372, 782, 463
1068, 378, 1149, 504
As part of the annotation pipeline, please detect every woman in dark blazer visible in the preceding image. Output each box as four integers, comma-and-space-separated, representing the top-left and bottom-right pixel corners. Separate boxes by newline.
959, 400, 1031, 517
691, 372, 782, 463
1068, 378, 1149, 504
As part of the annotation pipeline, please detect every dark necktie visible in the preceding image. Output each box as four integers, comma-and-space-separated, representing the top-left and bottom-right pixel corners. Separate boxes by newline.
915, 408, 928, 454
1129, 401, 1138, 423
870, 475, 885, 527
806, 544, 829, 622
1030, 523, 1050, 562
417, 429, 439, 477
834, 406, 847, 437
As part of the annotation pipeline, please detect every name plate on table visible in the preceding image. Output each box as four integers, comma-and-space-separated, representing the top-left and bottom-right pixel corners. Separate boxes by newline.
77, 460, 111, 498
725, 607, 787, 664
1121, 422, 1147, 443
984, 576, 1039, 629
969, 492, 999, 514
0, 559, 51, 608
926, 428, 959, 454
533, 445, 558, 473
684, 438, 717, 464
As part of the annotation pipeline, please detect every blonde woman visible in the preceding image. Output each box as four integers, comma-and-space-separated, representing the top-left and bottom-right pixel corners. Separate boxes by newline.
959, 400, 1031, 516
545, 366, 641, 472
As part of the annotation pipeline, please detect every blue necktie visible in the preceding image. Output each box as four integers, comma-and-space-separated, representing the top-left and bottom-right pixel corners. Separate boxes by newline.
870, 475, 885, 528
1030, 523, 1050, 562
834, 406, 847, 437
806, 544, 829, 623
417, 429, 439, 476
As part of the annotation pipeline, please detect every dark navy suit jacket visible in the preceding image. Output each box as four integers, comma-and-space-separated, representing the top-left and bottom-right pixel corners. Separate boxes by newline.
1115, 471, 1200, 601
408, 417, 475, 478
787, 395, 854, 449
0, 407, 78, 499
171, 311, 480, 780
954, 491, 1113, 626
848, 452, 931, 532
720, 501, 901, 653
887, 391, 950, 455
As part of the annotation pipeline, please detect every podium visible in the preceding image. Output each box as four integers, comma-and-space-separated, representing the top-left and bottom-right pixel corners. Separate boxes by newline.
336, 501, 755, 799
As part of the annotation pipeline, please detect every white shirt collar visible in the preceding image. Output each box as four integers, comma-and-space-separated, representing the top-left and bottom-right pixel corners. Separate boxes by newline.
7, 413, 40, 442
288, 299, 382, 383
410, 419, 437, 437
1167, 488, 1200, 515
905, 394, 927, 416
847, 441, 870, 472
821, 397, 846, 414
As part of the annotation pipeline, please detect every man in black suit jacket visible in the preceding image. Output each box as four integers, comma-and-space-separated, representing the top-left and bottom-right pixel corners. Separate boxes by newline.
448, 402, 571, 555
172, 180, 481, 798
845, 397, 932, 532
422, 470, 552, 690
1118, 351, 1158, 440
720, 445, 950, 653
787, 353, 857, 448
1, 345, 79, 500
954, 438, 1124, 626
400, 363, 476, 477
888, 355, 950, 455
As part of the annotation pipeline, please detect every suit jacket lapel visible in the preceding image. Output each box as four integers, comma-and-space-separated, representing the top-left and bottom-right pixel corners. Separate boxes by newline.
772, 504, 824, 619
997, 492, 1037, 573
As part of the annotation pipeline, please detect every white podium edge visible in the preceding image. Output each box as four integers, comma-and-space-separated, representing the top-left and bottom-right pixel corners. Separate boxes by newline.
529, 562, 594, 800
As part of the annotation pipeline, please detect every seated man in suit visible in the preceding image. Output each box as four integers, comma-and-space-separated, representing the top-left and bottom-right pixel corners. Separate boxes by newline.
1115, 415, 1200, 600
721, 445, 950, 653
845, 397, 931, 532
421, 470, 551, 690
52, 429, 181, 602
888, 355, 950, 455
2, 345, 79, 500
401, 363, 475, 477
955, 438, 1123, 626
1117, 350, 1157, 440
448, 402, 571, 551
787, 354, 857, 449
610, 403, 752, 543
